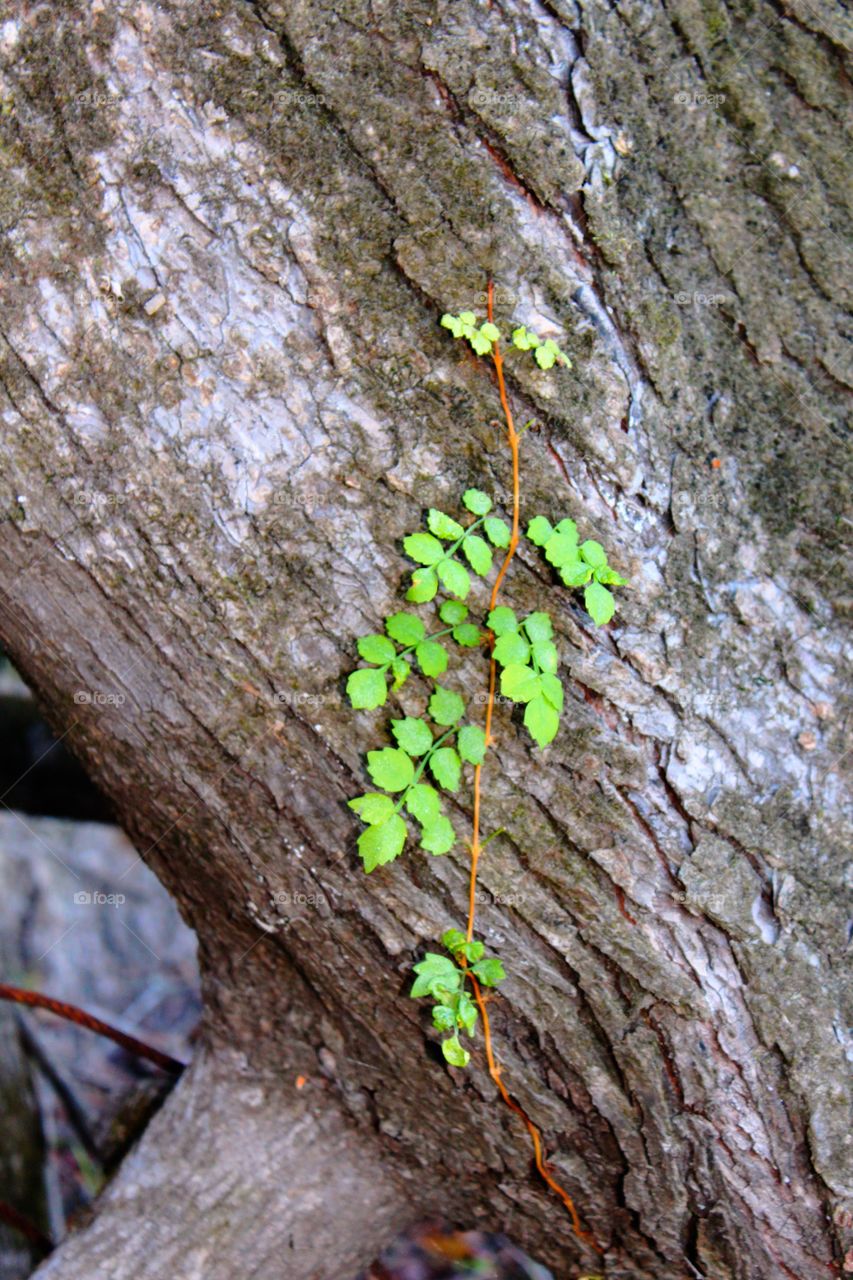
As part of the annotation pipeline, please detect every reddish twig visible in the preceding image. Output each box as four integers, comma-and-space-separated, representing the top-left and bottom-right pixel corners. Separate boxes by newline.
0, 1199, 52, 1252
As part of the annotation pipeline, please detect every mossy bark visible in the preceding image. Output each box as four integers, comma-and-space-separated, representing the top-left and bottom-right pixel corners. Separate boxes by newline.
0, 1, 849, 1277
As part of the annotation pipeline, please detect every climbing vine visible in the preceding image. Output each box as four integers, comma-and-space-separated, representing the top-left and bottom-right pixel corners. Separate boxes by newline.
346, 284, 626, 1246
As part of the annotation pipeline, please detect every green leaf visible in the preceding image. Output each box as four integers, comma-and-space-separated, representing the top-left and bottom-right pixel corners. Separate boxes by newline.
439, 600, 468, 625
391, 717, 433, 757
412, 952, 461, 998
462, 488, 492, 514
407, 568, 438, 602
462, 534, 492, 576
544, 531, 579, 568
480, 321, 500, 342
554, 518, 578, 536
416, 639, 448, 677
358, 815, 408, 872
458, 311, 477, 328
585, 580, 616, 625
560, 559, 593, 587
440, 929, 468, 953
493, 631, 530, 666
357, 633, 396, 664
427, 508, 464, 540
420, 815, 456, 854
385, 612, 426, 646
531, 640, 558, 674
579, 539, 607, 568
534, 338, 568, 370
348, 793, 396, 825
461, 940, 484, 963
366, 748, 415, 792
441, 1034, 470, 1067
539, 672, 564, 712
526, 515, 553, 546
436, 558, 470, 599
404, 532, 444, 565
453, 622, 481, 647
522, 611, 552, 643
470, 331, 492, 355
440, 313, 464, 338
347, 667, 387, 710
457, 724, 486, 765
471, 956, 506, 986
524, 695, 560, 747
500, 663, 541, 703
432, 1004, 456, 1030
430, 747, 461, 792
511, 326, 540, 351
428, 686, 465, 725
391, 657, 411, 690
405, 784, 441, 824
484, 516, 510, 547
487, 606, 518, 636
456, 990, 478, 1036
596, 565, 628, 586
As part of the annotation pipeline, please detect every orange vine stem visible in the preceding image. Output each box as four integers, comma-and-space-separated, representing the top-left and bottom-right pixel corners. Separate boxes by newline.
464, 280, 599, 1254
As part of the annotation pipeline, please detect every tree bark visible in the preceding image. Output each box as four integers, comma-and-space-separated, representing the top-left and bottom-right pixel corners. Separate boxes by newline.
0, 0, 849, 1277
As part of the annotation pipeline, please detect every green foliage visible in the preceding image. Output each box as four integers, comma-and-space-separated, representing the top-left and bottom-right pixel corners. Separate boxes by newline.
411, 929, 506, 1066
489, 610, 564, 747
526, 515, 627, 625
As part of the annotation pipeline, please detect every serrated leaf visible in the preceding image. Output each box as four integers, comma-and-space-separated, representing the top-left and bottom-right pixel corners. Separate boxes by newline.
439, 599, 468, 625
493, 630, 530, 666
441, 929, 468, 953
385, 612, 426, 646
427, 508, 464, 540
458, 311, 476, 327
527, 515, 553, 546
487, 606, 518, 636
430, 747, 461, 792
442, 1034, 470, 1067
462, 488, 492, 515
461, 940, 484, 963
500, 664, 541, 703
405, 784, 441, 824
544, 531, 579, 568
436, 558, 470, 599
554, 518, 578, 536
480, 321, 500, 341
560, 559, 593, 587
348, 793, 396, 825
347, 667, 387, 710
366, 747, 415, 792
391, 717, 433, 757
391, 657, 411, 690
511, 326, 539, 351
416, 638, 448, 677
452, 623, 481, 647
524, 695, 560, 747
580, 539, 607, 568
484, 516, 510, 547
585, 580, 616, 625
432, 1004, 456, 1030
522, 611, 552, 643
539, 671, 564, 712
412, 953, 461, 999
407, 568, 438, 602
358, 814, 408, 872
470, 331, 492, 355
462, 534, 492, 576
532, 640, 558, 674
404, 532, 444, 565
428, 686, 465, 725
596, 565, 628, 586
420, 815, 456, 854
534, 338, 567, 370
456, 990, 478, 1036
357, 633, 396, 664
471, 956, 506, 987
440, 313, 464, 338
457, 724, 486, 764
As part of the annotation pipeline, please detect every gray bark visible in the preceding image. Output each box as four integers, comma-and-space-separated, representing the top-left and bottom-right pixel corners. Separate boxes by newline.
0, 0, 850, 1277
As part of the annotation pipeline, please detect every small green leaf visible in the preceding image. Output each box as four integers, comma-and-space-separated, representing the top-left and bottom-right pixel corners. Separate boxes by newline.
487, 606, 518, 636
544, 531, 579, 568
430, 747, 461, 792
385, 612, 426, 645
347, 667, 387, 710
412, 953, 461, 998
452, 623, 481, 647
407, 568, 438, 602
500, 664, 541, 703
462, 534, 492, 576
427, 509, 464, 540
439, 600, 468, 625
432, 1004, 456, 1030
470, 331, 492, 355
554, 518, 578, 536
441, 928, 468, 953
428, 686, 465, 725
511, 326, 539, 351
461, 940, 485, 963
579, 539, 607, 568
416, 639, 448, 677
357, 633, 396, 664
596, 565, 628, 586
442, 1034, 470, 1067
391, 657, 411, 690
404, 532, 444, 565
458, 311, 476, 327
471, 956, 506, 986
358, 815, 408, 872
440, 313, 464, 338
527, 515, 553, 546
480, 321, 501, 342
534, 338, 568, 370
522, 611, 552, 643
366, 748, 415, 792
456, 990, 478, 1036
436, 558, 470, 599
391, 717, 433, 757
462, 488, 492, 515
493, 631, 530, 666
524, 695, 560, 747
484, 516, 510, 547
539, 672, 564, 712
420, 815, 456, 854
585, 580, 616, 625
560, 560, 593, 587
457, 724, 487, 765
405, 784, 441, 824
348, 793, 395, 824
532, 640, 558, 673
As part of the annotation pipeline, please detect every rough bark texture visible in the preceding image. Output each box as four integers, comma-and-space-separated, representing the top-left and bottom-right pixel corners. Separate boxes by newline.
0, 0, 850, 1277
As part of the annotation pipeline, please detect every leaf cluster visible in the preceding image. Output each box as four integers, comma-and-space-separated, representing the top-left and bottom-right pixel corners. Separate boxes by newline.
440, 313, 572, 371
405, 492, 510, 604
527, 516, 627, 625
411, 928, 506, 1067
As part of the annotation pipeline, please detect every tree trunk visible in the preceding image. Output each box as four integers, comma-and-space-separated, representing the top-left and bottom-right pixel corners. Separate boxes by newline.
0, 0, 849, 1276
